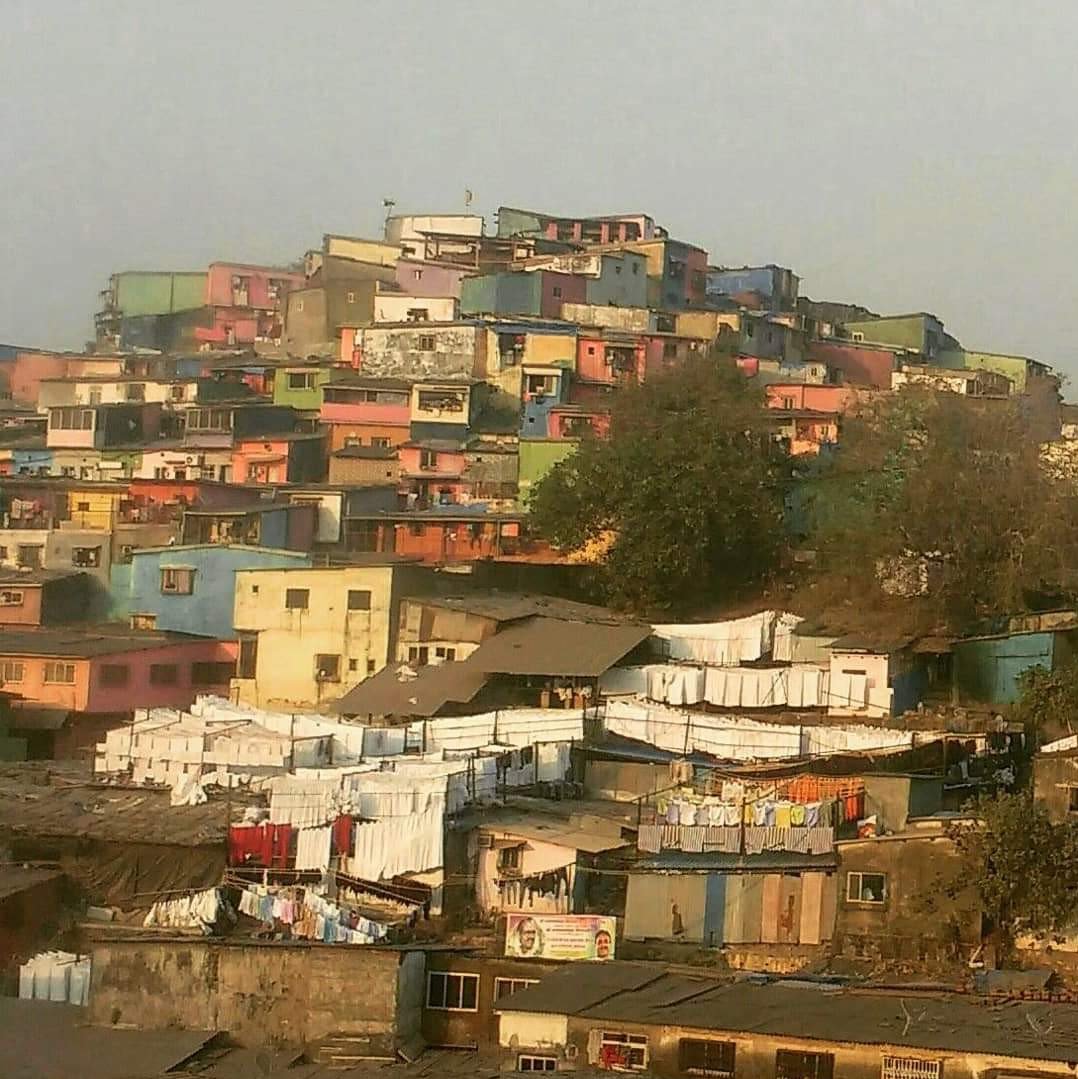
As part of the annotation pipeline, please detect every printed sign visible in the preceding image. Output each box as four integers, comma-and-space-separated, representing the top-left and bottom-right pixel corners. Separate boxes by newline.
504, 914, 616, 961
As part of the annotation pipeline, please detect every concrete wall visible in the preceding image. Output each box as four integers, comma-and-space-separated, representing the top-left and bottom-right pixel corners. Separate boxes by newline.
358, 325, 485, 380
113, 272, 207, 316
1033, 752, 1078, 823
232, 564, 400, 708
808, 340, 900, 389
395, 260, 470, 299
375, 295, 459, 323
88, 938, 421, 1051
835, 834, 981, 962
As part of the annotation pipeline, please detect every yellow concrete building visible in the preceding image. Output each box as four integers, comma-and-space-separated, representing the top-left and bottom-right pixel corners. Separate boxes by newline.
231, 559, 428, 710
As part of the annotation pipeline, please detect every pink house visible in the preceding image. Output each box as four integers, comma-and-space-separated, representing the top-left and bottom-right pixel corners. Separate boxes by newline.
576, 335, 647, 386
764, 383, 858, 414
195, 262, 304, 346
395, 259, 471, 299
0, 629, 237, 757
231, 433, 326, 486
808, 340, 899, 390
398, 441, 468, 504
547, 405, 611, 440
8, 352, 124, 406
320, 377, 412, 452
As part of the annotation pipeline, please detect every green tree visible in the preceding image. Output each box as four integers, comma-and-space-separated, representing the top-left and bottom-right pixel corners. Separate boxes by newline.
530, 355, 787, 612
807, 390, 1078, 625
1013, 660, 1078, 744
945, 792, 1078, 958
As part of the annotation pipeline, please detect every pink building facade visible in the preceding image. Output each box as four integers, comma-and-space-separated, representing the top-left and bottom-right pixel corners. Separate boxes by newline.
195, 263, 304, 346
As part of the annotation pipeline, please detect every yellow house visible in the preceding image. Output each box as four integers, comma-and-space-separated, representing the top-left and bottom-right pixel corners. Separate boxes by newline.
231, 559, 428, 710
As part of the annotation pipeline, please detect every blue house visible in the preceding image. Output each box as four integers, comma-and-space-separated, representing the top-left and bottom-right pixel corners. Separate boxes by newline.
115, 544, 311, 637
953, 624, 1078, 705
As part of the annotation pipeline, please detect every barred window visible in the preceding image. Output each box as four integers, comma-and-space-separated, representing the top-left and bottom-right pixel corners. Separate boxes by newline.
882, 1058, 942, 1079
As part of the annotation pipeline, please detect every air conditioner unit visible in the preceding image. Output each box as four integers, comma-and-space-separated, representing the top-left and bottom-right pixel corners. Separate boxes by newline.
566, 1045, 579, 1060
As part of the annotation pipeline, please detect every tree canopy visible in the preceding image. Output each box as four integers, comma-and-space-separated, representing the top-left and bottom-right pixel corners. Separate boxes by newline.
530, 356, 787, 612
945, 792, 1078, 956
805, 390, 1078, 626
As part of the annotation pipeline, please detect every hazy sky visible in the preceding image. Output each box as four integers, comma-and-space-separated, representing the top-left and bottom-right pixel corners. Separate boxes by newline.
3, 1, 1077, 380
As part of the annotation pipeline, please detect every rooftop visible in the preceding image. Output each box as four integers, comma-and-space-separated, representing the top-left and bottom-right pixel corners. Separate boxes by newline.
0, 568, 86, 587
0, 864, 64, 901
331, 656, 489, 717
0, 761, 248, 845
414, 593, 628, 626
497, 964, 1078, 1063
0, 625, 226, 658
333, 445, 399, 460
0, 997, 216, 1079
467, 616, 650, 677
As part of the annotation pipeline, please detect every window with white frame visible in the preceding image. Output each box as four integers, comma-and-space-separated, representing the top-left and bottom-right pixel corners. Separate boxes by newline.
160, 567, 195, 595
44, 661, 76, 684
518, 1056, 557, 1073
882, 1058, 942, 1079
846, 871, 886, 904
425, 971, 478, 1011
595, 1031, 648, 1071
0, 660, 24, 683
494, 976, 539, 1000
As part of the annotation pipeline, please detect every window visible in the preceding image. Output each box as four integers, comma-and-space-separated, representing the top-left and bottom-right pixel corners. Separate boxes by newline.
420, 449, 437, 470
349, 658, 358, 672
346, 291, 356, 303
632, 261, 640, 274
497, 845, 522, 873
425, 971, 478, 1011
0, 589, 24, 607
149, 663, 179, 686
597, 1031, 648, 1071
0, 661, 24, 683
494, 977, 539, 1000
72, 546, 101, 568
371, 437, 391, 449
776, 1050, 834, 1079
117, 545, 135, 565
288, 372, 316, 390
315, 654, 341, 682
99, 664, 129, 688
552, 285, 563, 298
434, 646, 456, 661
680, 1039, 736, 1077
88, 388, 102, 405
130, 613, 157, 630
125, 383, 146, 401
846, 871, 886, 904
347, 589, 372, 611
413, 269, 423, 281
170, 384, 187, 401
1069, 787, 1078, 813
781, 396, 796, 410
663, 341, 678, 359
191, 661, 235, 686
881, 1059, 941, 1079
17, 546, 43, 570
160, 568, 195, 595
44, 662, 76, 684
852, 331, 865, 342
295, 299, 304, 312
366, 658, 376, 674
285, 588, 309, 610
416, 334, 436, 351
50, 407, 94, 430
518, 1057, 556, 1073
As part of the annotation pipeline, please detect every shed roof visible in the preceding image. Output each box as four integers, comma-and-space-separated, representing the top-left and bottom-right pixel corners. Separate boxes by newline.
413, 593, 627, 626
0, 762, 250, 845
331, 657, 490, 717
467, 617, 650, 677
0, 996, 216, 1079
496, 965, 1078, 1062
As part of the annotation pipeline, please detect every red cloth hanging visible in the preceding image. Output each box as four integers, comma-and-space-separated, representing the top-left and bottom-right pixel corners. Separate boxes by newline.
332, 815, 353, 856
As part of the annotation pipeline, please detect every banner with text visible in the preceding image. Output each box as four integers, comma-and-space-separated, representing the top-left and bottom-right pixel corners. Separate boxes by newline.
504, 914, 616, 961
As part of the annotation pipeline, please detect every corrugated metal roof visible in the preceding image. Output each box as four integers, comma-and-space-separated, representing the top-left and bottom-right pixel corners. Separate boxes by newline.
331, 658, 489, 718
498, 965, 1078, 1061
468, 618, 650, 677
